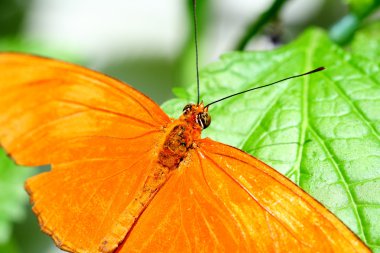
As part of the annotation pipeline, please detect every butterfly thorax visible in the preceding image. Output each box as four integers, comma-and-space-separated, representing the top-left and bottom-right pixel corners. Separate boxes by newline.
158, 103, 210, 170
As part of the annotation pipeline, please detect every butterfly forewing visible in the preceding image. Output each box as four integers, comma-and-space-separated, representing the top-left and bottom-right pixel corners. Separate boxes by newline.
0, 53, 169, 165
115, 139, 369, 252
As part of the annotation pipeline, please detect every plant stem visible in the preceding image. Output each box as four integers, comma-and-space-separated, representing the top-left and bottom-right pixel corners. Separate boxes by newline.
329, 0, 380, 45
235, 0, 287, 51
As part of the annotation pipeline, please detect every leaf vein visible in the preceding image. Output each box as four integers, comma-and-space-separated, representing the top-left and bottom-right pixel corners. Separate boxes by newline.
308, 126, 367, 243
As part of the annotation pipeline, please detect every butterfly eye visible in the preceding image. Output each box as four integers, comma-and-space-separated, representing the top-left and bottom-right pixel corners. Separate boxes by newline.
183, 104, 193, 114
196, 112, 211, 129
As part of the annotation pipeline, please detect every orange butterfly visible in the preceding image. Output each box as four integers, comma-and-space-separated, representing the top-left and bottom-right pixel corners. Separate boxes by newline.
0, 53, 370, 252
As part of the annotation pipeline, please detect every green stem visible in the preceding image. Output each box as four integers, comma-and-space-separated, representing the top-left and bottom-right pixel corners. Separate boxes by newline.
235, 0, 287, 51
329, 0, 380, 45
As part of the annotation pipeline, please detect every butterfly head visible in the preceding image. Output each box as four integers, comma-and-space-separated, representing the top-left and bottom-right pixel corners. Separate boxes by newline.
182, 102, 211, 129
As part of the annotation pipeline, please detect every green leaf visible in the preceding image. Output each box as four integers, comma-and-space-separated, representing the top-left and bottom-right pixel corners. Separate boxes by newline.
0, 149, 33, 244
162, 28, 380, 252
351, 21, 380, 64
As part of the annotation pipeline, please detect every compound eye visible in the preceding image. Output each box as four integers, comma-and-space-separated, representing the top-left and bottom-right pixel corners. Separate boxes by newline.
196, 112, 211, 129
182, 104, 193, 114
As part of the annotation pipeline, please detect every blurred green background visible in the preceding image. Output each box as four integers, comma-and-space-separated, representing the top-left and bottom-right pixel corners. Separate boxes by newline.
0, 0, 379, 252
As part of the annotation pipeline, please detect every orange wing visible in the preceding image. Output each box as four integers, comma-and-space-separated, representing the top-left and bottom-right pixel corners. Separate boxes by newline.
117, 138, 370, 252
0, 53, 170, 252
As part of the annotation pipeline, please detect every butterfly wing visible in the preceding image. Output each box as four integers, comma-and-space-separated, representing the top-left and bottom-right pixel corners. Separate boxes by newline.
0, 53, 170, 252
117, 138, 369, 252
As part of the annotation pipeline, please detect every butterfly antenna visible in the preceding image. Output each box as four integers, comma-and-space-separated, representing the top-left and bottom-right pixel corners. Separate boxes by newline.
205, 67, 325, 108
193, 0, 201, 105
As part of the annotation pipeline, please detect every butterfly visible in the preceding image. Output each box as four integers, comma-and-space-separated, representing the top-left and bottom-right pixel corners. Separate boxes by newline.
0, 52, 371, 252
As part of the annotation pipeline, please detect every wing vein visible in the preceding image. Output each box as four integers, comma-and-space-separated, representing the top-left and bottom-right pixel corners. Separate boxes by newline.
69, 71, 160, 123
184, 170, 220, 249
58, 154, 147, 243
57, 98, 156, 128
200, 149, 311, 247
207, 146, 362, 251
195, 150, 244, 248
92, 164, 129, 250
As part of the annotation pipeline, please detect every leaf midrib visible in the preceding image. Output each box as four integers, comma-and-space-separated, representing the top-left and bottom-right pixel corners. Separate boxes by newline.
283, 34, 317, 182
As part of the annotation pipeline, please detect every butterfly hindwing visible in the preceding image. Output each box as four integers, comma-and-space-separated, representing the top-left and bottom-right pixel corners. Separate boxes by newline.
116, 138, 369, 252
